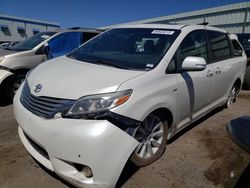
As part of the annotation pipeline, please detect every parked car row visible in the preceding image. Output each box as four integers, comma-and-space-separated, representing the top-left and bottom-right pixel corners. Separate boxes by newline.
0, 28, 102, 100
0, 41, 19, 49
10, 24, 247, 188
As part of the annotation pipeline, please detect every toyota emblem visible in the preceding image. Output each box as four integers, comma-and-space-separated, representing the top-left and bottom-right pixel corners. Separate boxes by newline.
34, 84, 42, 93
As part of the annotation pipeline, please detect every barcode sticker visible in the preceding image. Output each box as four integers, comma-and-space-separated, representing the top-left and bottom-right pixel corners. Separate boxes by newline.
41, 35, 50, 39
152, 30, 175, 35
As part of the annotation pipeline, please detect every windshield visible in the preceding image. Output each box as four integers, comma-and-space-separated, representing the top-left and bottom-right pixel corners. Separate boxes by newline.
10, 32, 56, 51
67, 28, 180, 70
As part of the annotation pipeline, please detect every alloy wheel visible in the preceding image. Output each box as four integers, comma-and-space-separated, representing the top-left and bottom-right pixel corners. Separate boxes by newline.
134, 115, 165, 160
227, 86, 236, 108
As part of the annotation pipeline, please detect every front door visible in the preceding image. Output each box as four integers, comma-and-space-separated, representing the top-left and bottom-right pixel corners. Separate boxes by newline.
174, 29, 214, 130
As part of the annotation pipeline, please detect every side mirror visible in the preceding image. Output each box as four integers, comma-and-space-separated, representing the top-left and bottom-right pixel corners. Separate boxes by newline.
182, 56, 207, 71
43, 44, 50, 55
233, 49, 243, 56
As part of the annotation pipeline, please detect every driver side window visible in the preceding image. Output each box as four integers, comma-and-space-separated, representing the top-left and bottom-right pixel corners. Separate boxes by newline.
180, 30, 208, 62
167, 30, 208, 73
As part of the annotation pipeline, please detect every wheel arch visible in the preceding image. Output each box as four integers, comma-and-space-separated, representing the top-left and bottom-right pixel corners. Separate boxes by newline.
233, 78, 242, 94
1, 68, 30, 85
130, 107, 173, 167
148, 107, 174, 131
14, 68, 30, 75
0, 68, 30, 100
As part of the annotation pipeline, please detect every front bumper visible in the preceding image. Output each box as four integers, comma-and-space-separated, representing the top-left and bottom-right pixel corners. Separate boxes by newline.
14, 88, 139, 188
0, 69, 13, 84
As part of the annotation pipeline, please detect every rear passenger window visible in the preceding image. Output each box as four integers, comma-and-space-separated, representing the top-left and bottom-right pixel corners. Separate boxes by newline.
208, 31, 231, 62
180, 30, 208, 62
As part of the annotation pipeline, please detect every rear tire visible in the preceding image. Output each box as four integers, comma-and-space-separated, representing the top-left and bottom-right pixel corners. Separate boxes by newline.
242, 66, 250, 90
130, 114, 168, 167
226, 85, 238, 108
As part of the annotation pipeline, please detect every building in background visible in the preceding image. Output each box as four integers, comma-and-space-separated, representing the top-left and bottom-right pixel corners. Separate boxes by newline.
101, 2, 250, 34
0, 14, 60, 43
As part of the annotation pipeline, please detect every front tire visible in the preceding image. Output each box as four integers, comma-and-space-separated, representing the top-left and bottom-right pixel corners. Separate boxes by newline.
3, 74, 25, 101
130, 114, 168, 167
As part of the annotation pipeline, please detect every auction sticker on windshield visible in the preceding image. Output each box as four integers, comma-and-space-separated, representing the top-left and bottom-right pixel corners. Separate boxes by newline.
152, 30, 175, 35
41, 35, 50, 39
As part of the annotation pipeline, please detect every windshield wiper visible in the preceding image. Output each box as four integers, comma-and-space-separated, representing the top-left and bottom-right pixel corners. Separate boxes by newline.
95, 60, 126, 69
4, 47, 13, 51
67, 54, 77, 60
13, 48, 30, 51
67, 55, 130, 70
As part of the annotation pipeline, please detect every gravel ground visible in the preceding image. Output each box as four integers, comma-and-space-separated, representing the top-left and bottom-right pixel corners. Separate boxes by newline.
0, 91, 249, 188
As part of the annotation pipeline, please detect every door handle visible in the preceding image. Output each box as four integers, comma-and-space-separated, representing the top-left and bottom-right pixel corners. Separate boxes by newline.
215, 70, 222, 74
206, 70, 213, 77
207, 73, 213, 77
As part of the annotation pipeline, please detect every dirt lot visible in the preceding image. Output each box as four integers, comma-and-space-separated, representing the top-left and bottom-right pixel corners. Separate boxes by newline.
0, 92, 249, 188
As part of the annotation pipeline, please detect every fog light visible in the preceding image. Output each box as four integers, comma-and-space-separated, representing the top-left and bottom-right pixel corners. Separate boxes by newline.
74, 163, 93, 178
82, 165, 93, 178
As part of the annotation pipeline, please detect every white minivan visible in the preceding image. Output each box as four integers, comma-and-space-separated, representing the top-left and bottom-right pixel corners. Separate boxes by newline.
14, 24, 246, 188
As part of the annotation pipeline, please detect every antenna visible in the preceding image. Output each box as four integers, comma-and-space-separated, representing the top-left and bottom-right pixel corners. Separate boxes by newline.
65, 0, 71, 28
198, 22, 209, 25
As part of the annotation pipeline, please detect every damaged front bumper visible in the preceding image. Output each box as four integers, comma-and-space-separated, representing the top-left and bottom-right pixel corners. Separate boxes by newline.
14, 88, 140, 188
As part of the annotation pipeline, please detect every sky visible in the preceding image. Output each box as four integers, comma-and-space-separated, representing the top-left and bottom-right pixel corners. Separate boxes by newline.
0, 0, 247, 28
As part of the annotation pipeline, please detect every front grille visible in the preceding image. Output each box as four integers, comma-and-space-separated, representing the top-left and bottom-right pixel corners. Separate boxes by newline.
24, 132, 50, 160
20, 82, 75, 119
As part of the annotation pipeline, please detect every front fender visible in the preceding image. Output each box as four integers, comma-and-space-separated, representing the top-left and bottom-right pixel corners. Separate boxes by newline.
0, 69, 13, 85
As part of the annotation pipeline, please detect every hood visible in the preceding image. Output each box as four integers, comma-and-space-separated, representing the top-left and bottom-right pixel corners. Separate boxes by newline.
27, 56, 145, 99
0, 49, 19, 57
0, 49, 33, 67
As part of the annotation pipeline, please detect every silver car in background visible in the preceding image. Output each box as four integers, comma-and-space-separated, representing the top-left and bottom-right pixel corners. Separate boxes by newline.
0, 28, 102, 100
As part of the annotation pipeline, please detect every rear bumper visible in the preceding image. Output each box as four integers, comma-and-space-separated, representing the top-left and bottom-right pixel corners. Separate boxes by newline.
14, 88, 139, 188
0, 69, 13, 84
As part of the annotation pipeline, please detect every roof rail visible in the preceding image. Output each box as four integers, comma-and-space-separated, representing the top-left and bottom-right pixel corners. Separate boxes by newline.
68, 27, 83, 30
198, 22, 209, 26
67, 27, 104, 31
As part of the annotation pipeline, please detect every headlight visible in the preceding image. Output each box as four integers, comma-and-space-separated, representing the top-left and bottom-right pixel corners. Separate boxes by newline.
0, 56, 5, 63
65, 90, 132, 117
0, 56, 4, 63
0, 57, 12, 72
0, 65, 13, 72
